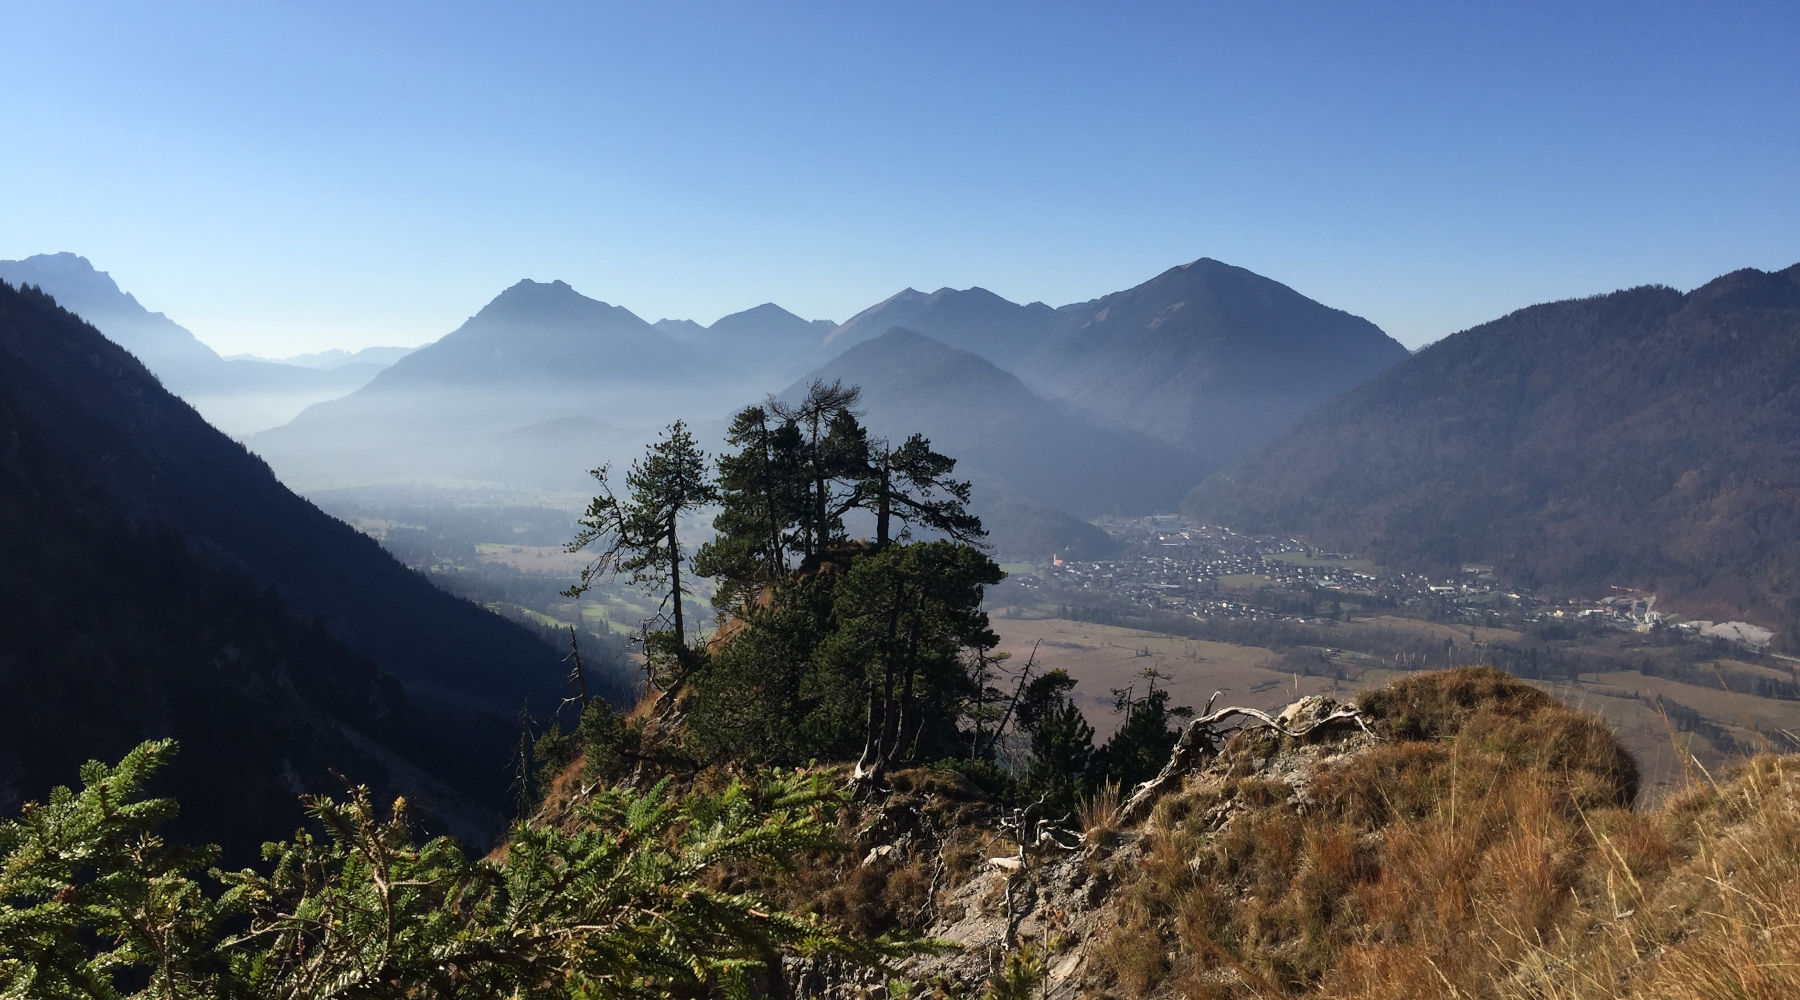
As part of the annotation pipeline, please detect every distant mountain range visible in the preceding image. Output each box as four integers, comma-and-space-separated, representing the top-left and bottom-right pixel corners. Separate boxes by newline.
0, 277, 576, 858
823, 285, 1061, 365
659, 302, 835, 362
783, 328, 1205, 518
1017, 258, 1408, 463
0, 253, 393, 435
817, 260, 1407, 466
242, 256, 1407, 555
250, 279, 706, 487
228, 345, 416, 369
1183, 263, 1800, 639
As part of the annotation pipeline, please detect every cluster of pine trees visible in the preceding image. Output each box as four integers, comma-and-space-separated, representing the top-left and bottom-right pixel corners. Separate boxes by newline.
548, 381, 1195, 819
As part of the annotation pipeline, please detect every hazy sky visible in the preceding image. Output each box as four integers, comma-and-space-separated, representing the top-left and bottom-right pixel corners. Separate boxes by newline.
4, 1, 1796, 355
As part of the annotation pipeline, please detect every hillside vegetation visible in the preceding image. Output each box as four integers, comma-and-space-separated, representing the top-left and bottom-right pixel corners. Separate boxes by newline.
1071, 669, 1800, 999
27, 669, 1791, 997
0, 278, 571, 857
772, 668, 1800, 999
1185, 264, 1800, 642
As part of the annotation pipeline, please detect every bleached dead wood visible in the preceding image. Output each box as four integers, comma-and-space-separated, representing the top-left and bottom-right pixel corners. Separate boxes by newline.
1115, 698, 1375, 826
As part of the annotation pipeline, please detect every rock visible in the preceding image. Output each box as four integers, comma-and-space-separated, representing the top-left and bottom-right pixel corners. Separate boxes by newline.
1276, 694, 1338, 730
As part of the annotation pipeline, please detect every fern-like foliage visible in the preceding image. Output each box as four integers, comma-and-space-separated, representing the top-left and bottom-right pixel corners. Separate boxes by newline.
1, 744, 932, 999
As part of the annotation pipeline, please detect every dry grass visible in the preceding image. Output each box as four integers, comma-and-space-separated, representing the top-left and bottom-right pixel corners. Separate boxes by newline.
1079, 778, 1123, 841
1086, 667, 1800, 999
740, 765, 1008, 940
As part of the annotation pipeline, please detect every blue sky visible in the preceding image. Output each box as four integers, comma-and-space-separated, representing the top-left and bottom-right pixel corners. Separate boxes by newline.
4, 1, 1796, 354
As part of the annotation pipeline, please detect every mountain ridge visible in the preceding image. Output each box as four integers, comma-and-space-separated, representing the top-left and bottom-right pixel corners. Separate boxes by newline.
1019, 257, 1410, 462
0, 253, 391, 434
784, 327, 1207, 518
1183, 262, 1800, 641
0, 278, 578, 848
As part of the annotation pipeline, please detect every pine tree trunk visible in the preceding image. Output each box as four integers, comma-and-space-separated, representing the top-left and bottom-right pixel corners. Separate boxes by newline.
669, 512, 684, 646
876, 464, 892, 547
759, 421, 782, 579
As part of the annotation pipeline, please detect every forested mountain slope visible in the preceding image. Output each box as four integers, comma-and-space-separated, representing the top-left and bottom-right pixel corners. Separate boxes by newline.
1185, 264, 1800, 641
0, 253, 385, 434
788, 328, 1206, 517
0, 280, 577, 854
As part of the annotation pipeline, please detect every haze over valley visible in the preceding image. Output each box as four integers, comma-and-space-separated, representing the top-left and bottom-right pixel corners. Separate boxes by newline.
5, 4, 1798, 995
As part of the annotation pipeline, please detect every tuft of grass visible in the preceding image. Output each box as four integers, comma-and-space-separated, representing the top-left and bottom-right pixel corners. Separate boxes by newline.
1080, 778, 1122, 841
1088, 668, 1800, 999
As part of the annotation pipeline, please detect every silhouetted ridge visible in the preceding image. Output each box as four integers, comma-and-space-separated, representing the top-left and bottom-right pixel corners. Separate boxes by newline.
0, 252, 396, 435
0, 279, 574, 855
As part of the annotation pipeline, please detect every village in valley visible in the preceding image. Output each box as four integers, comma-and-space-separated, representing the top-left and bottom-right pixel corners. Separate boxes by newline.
996, 514, 1779, 651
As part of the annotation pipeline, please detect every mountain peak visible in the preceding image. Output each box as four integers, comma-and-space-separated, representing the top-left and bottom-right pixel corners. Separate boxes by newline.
500, 277, 576, 296
1683, 263, 1800, 310
474, 278, 643, 327
34, 250, 98, 270
1179, 256, 1228, 271
710, 302, 808, 330
0, 252, 132, 306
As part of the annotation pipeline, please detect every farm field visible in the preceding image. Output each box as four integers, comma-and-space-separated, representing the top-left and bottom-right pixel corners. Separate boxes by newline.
474, 542, 592, 576
1340, 614, 1524, 646
990, 617, 1338, 738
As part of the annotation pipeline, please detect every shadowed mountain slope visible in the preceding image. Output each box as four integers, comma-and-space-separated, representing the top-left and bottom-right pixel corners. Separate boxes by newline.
0, 253, 388, 434
819, 261, 1404, 473
251, 279, 701, 486
1019, 258, 1409, 464
786, 328, 1206, 518
0, 280, 574, 851
1184, 264, 1800, 640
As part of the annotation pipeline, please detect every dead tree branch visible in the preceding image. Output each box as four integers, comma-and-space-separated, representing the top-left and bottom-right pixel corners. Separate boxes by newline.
1115, 700, 1375, 826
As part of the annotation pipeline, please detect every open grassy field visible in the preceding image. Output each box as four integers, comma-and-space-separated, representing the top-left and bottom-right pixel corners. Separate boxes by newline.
474, 542, 593, 576
990, 617, 1341, 738
1340, 613, 1524, 645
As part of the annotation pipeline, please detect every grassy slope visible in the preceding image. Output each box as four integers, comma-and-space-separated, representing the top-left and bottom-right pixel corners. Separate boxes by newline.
1086, 669, 1800, 1000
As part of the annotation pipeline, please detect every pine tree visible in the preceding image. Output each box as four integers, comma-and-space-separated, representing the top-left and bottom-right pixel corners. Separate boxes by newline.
569, 420, 718, 653
858, 433, 985, 548
1099, 668, 1193, 788
819, 541, 1005, 770
770, 379, 864, 559
694, 405, 805, 614
1013, 669, 1097, 816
